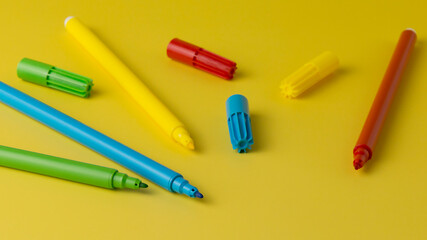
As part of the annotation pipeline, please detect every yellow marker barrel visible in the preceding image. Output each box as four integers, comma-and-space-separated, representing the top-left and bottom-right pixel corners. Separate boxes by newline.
280, 51, 339, 98
65, 17, 194, 150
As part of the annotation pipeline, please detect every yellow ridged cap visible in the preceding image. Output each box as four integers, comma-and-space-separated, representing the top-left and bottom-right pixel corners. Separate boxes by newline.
280, 51, 339, 98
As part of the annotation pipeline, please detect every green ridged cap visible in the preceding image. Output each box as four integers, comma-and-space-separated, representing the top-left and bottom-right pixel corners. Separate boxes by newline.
17, 58, 93, 98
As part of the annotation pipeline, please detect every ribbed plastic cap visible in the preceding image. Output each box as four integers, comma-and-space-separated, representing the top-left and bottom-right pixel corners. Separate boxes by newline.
167, 38, 200, 65
280, 51, 339, 98
226, 94, 253, 153
226, 94, 249, 117
167, 38, 237, 80
17, 58, 93, 98
17, 58, 53, 86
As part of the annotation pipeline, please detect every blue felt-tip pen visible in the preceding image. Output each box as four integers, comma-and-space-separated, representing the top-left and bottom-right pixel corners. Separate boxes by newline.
0, 81, 203, 198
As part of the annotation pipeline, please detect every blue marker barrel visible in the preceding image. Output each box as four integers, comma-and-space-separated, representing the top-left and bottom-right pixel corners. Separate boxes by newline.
0, 81, 202, 198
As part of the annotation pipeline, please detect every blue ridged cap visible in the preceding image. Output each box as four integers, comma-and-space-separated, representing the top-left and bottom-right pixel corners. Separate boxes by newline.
226, 94, 254, 153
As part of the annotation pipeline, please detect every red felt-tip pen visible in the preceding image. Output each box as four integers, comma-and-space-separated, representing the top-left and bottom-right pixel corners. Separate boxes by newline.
353, 29, 417, 170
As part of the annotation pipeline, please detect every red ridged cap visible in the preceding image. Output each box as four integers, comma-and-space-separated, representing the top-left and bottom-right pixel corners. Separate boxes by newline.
167, 38, 237, 80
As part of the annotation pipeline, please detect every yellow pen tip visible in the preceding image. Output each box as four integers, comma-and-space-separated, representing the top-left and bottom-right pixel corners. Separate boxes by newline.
172, 127, 195, 150
187, 141, 195, 150
176, 137, 195, 150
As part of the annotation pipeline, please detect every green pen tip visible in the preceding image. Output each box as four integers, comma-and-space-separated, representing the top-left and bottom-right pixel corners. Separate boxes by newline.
139, 182, 148, 188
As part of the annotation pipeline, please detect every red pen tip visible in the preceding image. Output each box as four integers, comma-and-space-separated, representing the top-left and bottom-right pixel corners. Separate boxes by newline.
353, 159, 364, 170
353, 148, 370, 170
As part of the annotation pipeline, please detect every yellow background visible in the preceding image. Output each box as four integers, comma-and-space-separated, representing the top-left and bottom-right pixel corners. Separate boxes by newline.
0, 0, 426, 239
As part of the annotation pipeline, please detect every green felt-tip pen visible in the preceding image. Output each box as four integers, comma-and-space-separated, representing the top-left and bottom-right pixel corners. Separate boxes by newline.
0, 145, 148, 190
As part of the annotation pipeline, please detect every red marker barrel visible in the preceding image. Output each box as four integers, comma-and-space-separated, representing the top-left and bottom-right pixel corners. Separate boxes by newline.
353, 29, 417, 170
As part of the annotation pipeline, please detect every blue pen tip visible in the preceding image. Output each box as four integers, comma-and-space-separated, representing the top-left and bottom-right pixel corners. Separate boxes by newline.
194, 192, 204, 198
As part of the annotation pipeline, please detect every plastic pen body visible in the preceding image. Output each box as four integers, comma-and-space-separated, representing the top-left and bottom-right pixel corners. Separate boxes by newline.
0, 82, 201, 197
64, 17, 194, 150
0, 145, 146, 189
353, 29, 417, 169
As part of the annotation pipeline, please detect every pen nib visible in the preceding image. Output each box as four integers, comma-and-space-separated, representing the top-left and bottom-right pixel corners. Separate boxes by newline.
194, 192, 204, 198
187, 141, 195, 150
172, 127, 195, 150
353, 149, 370, 170
353, 159, 364, 170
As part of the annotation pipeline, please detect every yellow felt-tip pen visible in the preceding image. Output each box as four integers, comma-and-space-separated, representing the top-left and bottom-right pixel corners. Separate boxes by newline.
65, 16, 194, 150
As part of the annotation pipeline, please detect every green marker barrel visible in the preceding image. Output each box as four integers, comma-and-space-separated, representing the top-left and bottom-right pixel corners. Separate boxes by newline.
0, 145, 148, 190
